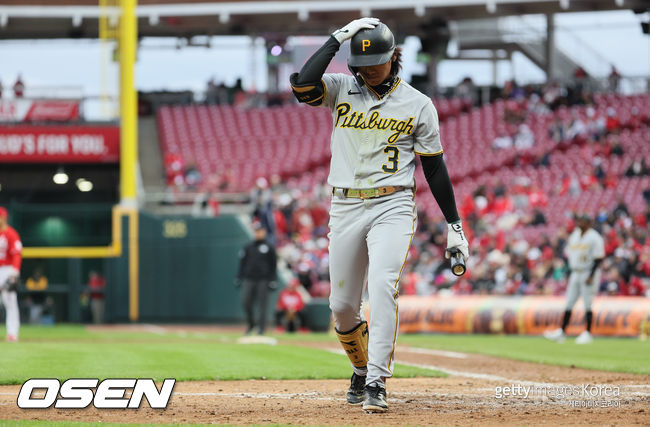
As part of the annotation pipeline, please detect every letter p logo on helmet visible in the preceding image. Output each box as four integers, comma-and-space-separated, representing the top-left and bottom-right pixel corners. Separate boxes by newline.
362, 40, 371, 51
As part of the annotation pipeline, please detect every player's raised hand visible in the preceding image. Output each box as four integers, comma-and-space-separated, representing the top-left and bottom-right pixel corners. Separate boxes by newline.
445, 221, 469, 261
332, 17, 380, 44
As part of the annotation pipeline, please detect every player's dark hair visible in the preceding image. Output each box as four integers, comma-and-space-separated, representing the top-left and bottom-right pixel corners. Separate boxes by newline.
390, 47, 403, 76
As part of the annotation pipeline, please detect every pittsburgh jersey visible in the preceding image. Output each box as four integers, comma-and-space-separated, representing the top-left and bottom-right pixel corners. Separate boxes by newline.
565, 228, 605, 271
321, 73, 443, 189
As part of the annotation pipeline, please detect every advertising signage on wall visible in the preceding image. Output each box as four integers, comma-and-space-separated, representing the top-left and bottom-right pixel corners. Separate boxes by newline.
0, 99, 81, 122
0, 126, 120, 163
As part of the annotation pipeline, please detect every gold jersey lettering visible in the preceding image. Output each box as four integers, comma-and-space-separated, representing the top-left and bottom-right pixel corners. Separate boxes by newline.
335, 103, 415, 143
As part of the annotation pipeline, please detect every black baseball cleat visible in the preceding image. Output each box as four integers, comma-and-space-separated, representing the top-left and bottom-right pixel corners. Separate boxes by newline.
362, 383, 388, 413
346, 373, 366, 405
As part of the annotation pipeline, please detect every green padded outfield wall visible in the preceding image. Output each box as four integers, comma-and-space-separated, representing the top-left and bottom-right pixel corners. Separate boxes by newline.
137, 212, 268, 322
9, 203, 276, 323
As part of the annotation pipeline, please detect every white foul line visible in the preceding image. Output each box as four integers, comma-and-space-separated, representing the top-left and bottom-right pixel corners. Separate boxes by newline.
400, 347, 468, 359
327, 348, 650, 393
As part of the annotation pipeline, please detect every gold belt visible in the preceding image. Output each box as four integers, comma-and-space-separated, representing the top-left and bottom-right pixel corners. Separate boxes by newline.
332, 186, 409, 199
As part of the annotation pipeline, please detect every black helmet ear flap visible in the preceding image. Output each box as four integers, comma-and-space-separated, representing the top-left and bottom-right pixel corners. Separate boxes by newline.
348, 64, 365, 87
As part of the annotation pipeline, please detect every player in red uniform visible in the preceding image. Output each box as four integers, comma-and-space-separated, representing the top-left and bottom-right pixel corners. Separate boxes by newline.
0, 206, 22, 341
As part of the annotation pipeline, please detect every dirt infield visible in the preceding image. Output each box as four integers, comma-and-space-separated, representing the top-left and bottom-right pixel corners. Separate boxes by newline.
1, 338, 648, 425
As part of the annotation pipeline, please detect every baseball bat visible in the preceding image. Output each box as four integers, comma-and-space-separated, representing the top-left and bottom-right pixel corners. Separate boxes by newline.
448, 248, 466, 277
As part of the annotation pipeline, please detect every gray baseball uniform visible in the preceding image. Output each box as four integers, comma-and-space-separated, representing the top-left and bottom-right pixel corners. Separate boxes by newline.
290, 22, 466, 406
565, 227, 605, 310
322, 73, 442, 189
322, 73, 442, 385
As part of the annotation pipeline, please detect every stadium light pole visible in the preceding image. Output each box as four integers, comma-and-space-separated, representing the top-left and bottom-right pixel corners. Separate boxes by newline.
119, 0, 140, 323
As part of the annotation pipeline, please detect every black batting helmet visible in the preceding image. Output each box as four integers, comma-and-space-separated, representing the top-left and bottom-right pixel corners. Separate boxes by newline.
348, 22, 395, 67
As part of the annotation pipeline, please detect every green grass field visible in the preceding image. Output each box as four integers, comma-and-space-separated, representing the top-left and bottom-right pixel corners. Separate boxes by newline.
0, 326, 647, 387
399, 334, 650, 375
0, 326, 442, 385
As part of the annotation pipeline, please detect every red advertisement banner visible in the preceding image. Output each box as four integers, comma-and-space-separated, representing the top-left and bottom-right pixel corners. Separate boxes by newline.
0, 126, 120, 163
0, 99, 80, 122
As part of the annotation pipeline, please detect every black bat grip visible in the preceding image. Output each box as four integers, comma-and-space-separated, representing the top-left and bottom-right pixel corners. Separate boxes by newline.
448, 248, 466, 277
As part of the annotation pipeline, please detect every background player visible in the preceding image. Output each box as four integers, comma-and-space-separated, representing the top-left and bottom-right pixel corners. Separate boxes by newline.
0, 207, 22, 342
290, 18, 469, 412
545, 214, 604, 344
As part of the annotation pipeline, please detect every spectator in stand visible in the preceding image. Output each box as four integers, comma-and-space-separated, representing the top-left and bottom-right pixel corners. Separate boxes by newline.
567, 111, 587, 141
502, 80, 525, 100
216, 169, 234, 191
504, 99, 526, 123
549, 117, 567, 143
275, 277, 307, 333
216, 83, 229, 105
612, 196, 629, 219
605, 107, 621, 134
87, 271, 106, 324
607, 66, 621, 93
625, 159, 649, 177
607, 135, 624, 156
228, 78, 244, 105
251, 177, 276, 243
514, 123, 535, 150
455, 76, 477, 110
205, 77, 218, 104
570, 66, 589, 105
492, 130, 513, 150
523, 208, 547, 226
163, 150, 185, 198
13, 75, 24, 98
527, 93, 549, 114
585, 107, 605, 141
624, 107, 643, 130
184, 161, 202, 190
622, 275, 647, 296
528, 184, 548, 208
542, 81, 564, 111
592, 157, 606, 183
574, 66, 588, 80
192, 190, 220, 217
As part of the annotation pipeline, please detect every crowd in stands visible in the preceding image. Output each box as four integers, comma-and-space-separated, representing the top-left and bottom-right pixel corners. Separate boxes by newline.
251, 172, 649, 301
159, 67, 650, 299
204, 77, 294, 109
246, 80, 650, 300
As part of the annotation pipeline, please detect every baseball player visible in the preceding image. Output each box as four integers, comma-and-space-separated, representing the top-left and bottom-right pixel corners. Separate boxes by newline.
0, 206, 22, 342
290, 18, 469, 412
545, 214, 604, 344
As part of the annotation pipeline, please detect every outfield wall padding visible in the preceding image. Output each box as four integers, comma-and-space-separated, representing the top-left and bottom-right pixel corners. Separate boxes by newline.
137, 212, 260, 322
397, 296, 650, 337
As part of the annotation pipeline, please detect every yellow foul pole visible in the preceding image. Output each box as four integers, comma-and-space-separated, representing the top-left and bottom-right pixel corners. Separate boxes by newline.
119, 0, 139, 322
120, 0, 137, 206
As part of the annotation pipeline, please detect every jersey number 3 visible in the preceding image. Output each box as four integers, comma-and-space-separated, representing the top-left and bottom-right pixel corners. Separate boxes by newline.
382, 146, 399, 173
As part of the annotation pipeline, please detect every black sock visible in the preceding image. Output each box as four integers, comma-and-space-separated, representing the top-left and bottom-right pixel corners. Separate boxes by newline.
561, 310, 572, 332
586, 311, 593, 332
